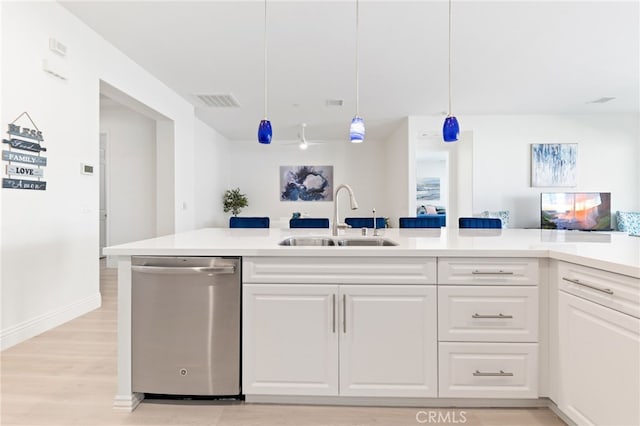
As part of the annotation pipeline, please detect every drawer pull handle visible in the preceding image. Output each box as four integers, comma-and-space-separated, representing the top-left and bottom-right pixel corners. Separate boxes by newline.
562, 277, 614, 295
472, 313, 513, 319
471, 270, 514, 275
473, 370, 514, 377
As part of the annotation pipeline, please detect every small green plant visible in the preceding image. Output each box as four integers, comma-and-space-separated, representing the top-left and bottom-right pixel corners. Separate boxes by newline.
223, 188, 248, 216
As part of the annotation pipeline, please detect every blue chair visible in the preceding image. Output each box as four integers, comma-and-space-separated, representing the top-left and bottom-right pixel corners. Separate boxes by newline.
289, 218, 330, 228
345, 217, 386, 229
399, 216, 445, 228
229, 217, 270, 228
458, 217, 502, 229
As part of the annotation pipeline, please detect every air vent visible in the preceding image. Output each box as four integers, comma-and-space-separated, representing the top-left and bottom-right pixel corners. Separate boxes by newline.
326, 99, 344, 107
587, 97, 616, 104
196, 94, 241, 108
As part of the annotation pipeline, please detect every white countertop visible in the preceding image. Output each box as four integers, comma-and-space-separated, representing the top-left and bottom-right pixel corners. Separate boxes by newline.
104, 228, 640, 278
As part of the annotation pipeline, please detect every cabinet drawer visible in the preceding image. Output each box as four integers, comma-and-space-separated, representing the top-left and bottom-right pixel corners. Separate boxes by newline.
243, 257, 437, 284
438, 286, 538, 342
558, 261, 640, 318
438, 258, 539, 285
438, 342, 538, 398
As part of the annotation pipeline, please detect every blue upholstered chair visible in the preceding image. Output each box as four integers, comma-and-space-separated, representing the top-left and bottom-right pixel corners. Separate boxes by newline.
399, 216, 445, 228
345, 217, 386, 229
229, 217, 270, 228
289, 218, 330, 228
458, 217, 502, 229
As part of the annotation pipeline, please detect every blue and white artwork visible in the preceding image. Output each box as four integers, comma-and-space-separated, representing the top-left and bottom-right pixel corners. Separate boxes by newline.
280, 165, 333, 201
531, 143, 577, 187
416, 177, 440, 201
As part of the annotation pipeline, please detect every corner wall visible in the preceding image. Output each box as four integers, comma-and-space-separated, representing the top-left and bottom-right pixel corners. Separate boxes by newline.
0, 1, 200, 349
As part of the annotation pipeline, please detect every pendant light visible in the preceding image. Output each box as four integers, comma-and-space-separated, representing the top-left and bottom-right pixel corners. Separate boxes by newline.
349, 0, 365, 143
443, 0, 459, 143
258, 0, 272, 144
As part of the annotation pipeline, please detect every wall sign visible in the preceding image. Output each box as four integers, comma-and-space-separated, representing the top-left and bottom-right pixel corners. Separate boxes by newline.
2, 112, 47, 191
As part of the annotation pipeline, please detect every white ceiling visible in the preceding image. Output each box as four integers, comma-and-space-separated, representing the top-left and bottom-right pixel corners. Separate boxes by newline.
60, 0, 639, 142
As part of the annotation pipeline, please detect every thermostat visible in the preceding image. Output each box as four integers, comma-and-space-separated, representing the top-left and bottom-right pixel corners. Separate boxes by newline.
81, 163, 94, 175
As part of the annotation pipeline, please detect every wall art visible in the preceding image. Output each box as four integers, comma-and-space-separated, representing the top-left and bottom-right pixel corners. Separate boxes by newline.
2, 112, 48, 191
531, 143, 577, 187
280, 165, 333, 201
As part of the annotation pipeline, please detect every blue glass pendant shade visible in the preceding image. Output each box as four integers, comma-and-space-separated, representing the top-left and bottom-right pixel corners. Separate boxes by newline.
443, 115, 459, 142
350, 116, 365, 143
258, 119, 272, 144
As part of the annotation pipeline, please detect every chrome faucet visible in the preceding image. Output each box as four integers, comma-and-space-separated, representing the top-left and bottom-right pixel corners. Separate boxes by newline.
332, 184, 359, 236
372, 208, 379, 236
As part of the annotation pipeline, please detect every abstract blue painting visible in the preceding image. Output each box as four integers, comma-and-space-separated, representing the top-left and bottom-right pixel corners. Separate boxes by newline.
280, 165, 333, 201
416, 177, 440, 201
531, 143, 577, 187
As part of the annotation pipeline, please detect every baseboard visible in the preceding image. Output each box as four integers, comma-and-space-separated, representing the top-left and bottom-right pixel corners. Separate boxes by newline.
113, 392, 144, 411
0, 292, 102, 351
245, 395, 550, 408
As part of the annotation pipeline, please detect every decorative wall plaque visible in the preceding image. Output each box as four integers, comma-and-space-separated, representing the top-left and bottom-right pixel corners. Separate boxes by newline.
2, 112, 47, 190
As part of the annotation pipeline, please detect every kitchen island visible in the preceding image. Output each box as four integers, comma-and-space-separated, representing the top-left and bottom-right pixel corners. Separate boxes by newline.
104, 227, 640, 425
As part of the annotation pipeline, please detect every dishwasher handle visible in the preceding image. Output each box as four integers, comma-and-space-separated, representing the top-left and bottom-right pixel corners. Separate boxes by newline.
131, 265, 236, 275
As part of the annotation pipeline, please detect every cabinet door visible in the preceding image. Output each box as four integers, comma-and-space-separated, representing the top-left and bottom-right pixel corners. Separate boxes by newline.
339, 285, 437, 397
558, 291, 640, 426
243, 284, 339, 395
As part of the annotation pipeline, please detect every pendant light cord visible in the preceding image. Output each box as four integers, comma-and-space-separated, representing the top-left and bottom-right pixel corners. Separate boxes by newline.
264, 0, 268, 119
448, 0, 452, 116
355, 0, 360, 117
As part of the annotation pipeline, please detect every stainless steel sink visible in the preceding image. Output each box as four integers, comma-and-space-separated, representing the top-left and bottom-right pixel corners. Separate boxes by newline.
336, 238, 398, 246
278, 237, 336, 246
278, 236, 398, 247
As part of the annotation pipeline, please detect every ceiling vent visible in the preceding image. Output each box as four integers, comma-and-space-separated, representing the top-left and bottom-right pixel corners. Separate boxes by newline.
196, 94, 241, 108
326, 99, 344, 107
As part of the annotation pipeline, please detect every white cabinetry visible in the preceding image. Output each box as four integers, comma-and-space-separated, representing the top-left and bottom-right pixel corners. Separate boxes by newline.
242, 257, 438, 398
242, 284, 339, 396
555, 261, 640, 426
437, 258, 539, 398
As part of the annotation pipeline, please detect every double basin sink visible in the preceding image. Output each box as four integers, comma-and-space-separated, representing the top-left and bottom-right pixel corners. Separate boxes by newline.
279, 236, 398, 247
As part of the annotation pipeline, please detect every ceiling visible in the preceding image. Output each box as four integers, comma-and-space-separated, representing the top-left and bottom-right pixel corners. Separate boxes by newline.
60, 1, 639, 142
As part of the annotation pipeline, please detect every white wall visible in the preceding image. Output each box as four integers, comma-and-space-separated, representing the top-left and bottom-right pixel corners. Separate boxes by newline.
100, 106, 157, 246
194, 118, 231, 228
0, 1, 200, 349
228, 138, 388, 228
385, 119, 410, 227
410, 114, 640, 228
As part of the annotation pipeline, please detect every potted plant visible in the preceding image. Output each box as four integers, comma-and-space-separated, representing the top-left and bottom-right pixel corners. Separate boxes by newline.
223, 188, 248, 216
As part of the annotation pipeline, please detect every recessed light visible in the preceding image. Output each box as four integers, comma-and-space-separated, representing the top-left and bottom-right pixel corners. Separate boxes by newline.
326, 99, 344, 107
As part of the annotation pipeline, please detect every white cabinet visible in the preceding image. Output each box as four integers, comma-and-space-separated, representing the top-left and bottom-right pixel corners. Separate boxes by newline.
339, 285, 437, 397
437, 258, 540, 398
243, 282, 437, 397
439, 342, 538, 398
557, 290, 640, 426
242, 284, 339, 396
438, 286, 538, 342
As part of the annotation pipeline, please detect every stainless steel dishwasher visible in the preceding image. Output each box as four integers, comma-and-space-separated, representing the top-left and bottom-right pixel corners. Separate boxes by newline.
131, 256, 241, 396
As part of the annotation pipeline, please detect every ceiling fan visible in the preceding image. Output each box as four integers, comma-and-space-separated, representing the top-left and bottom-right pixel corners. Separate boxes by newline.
283, 123, 326, 150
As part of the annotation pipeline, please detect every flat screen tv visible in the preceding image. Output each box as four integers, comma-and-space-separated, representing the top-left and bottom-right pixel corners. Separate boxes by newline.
541, 192, 611, 231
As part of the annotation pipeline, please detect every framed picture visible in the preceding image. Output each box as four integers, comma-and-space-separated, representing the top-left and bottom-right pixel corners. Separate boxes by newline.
531, 143, 577, 187
416, 177, 440, 201
280, 165, 333, 201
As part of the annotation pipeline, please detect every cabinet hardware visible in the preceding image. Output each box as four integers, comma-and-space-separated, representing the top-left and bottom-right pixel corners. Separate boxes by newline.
562, 277, 614, 295
472, 313, 513, 319
332, 294, 336, 333
473, 370, 514, 377
131, 265, 236, 275
343, 294, 347, 333
471, 270, 514, 275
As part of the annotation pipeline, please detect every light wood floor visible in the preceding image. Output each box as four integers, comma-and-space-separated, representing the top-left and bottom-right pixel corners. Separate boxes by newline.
1, 260, 566, 426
